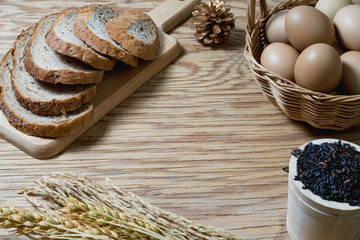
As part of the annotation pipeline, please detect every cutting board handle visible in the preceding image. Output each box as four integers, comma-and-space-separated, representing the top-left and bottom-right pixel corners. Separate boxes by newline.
148, 0, 201, 33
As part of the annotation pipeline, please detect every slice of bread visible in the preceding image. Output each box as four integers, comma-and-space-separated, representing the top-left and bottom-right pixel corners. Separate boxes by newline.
106, 10, 159, 60
73, 5, 138, 67
46, 8, 116, 71
0, 49, 94, 138
24, 13, 104, 85
13, 27, 96, 115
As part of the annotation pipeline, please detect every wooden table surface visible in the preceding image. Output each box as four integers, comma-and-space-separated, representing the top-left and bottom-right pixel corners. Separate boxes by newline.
1, 0, 360, 239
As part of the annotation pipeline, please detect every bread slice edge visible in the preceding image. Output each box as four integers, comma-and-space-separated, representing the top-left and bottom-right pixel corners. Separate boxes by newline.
46, 7, 116, 71
12, 27, 97, 115
106, 10, 160, 60
73, 4, 138, 67
24, 13, 104, 85
0, 48, 94, 138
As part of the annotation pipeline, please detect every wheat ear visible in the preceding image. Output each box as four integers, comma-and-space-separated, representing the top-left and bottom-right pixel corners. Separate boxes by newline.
62, 196, 169, 240
25, 174, 241, 240
0, 205, 117, 239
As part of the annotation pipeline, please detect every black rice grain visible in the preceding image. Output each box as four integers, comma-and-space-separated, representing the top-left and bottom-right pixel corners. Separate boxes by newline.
292, 141, 360, 207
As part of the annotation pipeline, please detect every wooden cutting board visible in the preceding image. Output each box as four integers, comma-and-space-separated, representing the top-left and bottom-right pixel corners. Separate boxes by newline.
0, 0, 201, 159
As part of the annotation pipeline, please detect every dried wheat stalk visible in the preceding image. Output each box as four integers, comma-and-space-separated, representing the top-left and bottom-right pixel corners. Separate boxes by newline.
24, 174, 241, 240
62, 196, 169, 240
0, 205, 114, 239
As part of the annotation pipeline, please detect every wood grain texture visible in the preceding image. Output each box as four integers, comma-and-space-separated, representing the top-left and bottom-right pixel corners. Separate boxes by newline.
1, 0, 360, 239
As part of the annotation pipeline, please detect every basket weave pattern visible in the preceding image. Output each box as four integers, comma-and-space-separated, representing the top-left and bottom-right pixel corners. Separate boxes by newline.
244, 0, 360, 130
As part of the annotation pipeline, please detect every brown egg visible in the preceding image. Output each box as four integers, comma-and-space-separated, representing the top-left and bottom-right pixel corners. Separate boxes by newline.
295, 43, 342, 93
338, 51, 360, 94
285, 6, 335, 52
265, 10, 290, 44
315, 0, 352, 20
260, 43, 299, 82
333, 5, 360, 51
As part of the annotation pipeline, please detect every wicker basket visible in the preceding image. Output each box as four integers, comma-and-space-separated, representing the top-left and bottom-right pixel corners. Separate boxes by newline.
244, 0, 360, 130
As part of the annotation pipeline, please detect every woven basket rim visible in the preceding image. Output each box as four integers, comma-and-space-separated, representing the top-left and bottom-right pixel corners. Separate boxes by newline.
244, 0, 360, 130
245, 0, 360, 103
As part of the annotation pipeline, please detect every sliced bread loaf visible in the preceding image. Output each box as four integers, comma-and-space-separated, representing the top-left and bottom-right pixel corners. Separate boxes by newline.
13, 27, 96, 115
0, 49, 94, 138
73, 5, 138, 67
46, 8, 116, 71
106, 10, 159, 60
24, 13, 104, 85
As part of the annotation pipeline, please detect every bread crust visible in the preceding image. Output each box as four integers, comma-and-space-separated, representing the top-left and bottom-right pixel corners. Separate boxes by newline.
0, 48, 94, 138
1, 101, 93, 138
106, 10, 160, 60
23, 13, 104, 85
13, 88, 95, 116
12, 27, 97, 115
46, 8, 116, 71
73, 5, 138, 67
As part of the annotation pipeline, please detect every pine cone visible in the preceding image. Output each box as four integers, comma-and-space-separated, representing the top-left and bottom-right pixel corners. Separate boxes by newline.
190, 0, 235, 46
